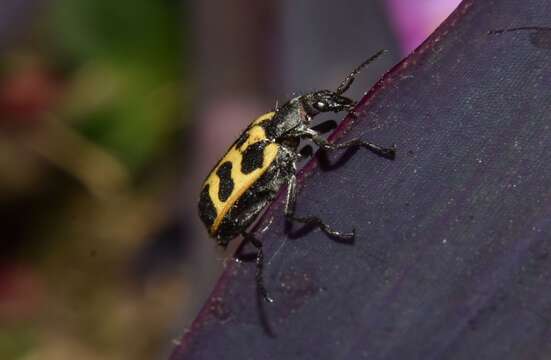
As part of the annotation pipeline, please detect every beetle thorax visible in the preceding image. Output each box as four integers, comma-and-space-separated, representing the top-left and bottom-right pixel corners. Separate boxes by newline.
268, 97, 309, 139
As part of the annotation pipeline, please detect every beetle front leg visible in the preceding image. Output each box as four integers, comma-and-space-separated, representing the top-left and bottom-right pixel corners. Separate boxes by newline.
311, 132, 395, 160
294, 126, 395, 160
284, 165, 355, 241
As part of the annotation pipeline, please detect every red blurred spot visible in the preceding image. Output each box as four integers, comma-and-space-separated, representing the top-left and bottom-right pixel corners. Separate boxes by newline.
0, 264, 43, 322
0, 66, 63, 129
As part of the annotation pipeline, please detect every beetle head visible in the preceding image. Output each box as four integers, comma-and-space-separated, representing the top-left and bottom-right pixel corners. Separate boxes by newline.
302, 50, 388, 118
302, 90, 355, 117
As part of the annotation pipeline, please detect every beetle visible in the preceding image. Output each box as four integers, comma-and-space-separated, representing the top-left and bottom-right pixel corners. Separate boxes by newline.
198, 50, 395, 302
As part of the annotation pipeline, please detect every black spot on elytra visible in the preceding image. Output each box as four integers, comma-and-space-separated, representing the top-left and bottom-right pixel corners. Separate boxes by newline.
241, 141, 267, 174
198, 184, 217, 229
216, 162, 234, 202
217, 160, 282, 242
234, 131, 249, 150
261, 113, 282, 139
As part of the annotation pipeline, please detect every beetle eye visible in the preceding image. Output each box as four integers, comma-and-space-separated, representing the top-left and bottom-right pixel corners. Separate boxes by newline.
314, 101, 327, 111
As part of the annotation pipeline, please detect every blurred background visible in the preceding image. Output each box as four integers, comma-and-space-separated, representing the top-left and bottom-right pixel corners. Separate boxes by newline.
0, 0, 460, 359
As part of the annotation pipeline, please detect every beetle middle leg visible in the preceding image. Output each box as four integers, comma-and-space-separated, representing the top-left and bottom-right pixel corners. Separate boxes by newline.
284, 165, 355, 241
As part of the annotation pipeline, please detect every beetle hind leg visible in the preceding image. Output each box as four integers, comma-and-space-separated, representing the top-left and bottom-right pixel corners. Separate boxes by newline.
242, 232, 274, 303
287, 213, 356, 241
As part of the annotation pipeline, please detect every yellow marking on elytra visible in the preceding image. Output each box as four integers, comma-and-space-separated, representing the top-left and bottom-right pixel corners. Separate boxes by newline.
251, 111, 275, 126
203, 112, 279, 234
241, 126, 267, 150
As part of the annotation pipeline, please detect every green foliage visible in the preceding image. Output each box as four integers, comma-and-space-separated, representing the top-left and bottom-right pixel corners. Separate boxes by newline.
0, 326, 36, 360
48, 0, 186, 172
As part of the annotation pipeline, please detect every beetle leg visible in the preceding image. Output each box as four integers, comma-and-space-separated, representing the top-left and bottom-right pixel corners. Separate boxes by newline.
258, 216, 274, 234
298, 121, 338, 159
299, 127, 396, 160
242, 232, 274, 303
284, 166, 355, 241
315, 136, 396, 160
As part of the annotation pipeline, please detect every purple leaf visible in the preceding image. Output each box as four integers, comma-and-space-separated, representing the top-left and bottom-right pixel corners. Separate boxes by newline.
172, 0, 551, 359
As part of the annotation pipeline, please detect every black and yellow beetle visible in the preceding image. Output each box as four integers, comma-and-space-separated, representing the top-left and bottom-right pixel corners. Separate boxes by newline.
198, 50, 395, 302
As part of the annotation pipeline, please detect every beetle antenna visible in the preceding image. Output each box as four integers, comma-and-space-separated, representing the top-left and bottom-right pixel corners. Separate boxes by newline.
488, 26, 551, 35
335, 49, 387, 95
